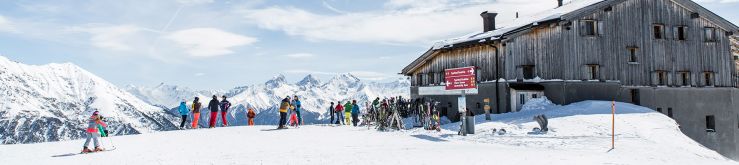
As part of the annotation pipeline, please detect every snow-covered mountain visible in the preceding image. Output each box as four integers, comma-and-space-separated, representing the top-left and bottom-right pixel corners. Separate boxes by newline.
127, 74, 410, 125
0, 56, 180, 144
124, 83, 221, 107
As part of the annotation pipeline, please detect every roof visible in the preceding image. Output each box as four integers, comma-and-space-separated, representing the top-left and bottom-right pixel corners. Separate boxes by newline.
401, 0, 739, 75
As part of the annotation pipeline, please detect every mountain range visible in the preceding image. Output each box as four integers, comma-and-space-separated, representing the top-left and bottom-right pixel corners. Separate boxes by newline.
0, 55, 409, 144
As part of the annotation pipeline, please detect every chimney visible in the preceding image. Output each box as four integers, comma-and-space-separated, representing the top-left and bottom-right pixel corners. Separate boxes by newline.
480, 11, 498, 32
558, 0, 563, 7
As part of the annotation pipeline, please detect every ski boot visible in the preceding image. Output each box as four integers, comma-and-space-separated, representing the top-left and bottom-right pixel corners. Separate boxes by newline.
81, 147, 93, 153
94, 146, 105, 152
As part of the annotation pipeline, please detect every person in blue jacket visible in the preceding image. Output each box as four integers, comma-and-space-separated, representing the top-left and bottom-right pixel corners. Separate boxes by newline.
351, 100, 360, 126
293, 95, 303, 125
178, 99, 189, 129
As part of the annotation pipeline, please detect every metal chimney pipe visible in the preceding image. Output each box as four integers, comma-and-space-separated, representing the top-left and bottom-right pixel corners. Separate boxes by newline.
480, 11, 498, 32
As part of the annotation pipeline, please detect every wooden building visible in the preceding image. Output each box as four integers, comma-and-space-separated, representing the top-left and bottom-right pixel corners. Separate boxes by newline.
401, 0, 739, 160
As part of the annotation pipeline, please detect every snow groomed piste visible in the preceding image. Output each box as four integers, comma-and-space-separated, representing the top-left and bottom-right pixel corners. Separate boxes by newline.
1, 97, 735, 165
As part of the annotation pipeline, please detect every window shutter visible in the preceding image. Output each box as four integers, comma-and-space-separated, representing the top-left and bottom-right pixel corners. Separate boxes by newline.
598, 21, 605, 36
672, 26, 679, 40
579, 21, 586, 36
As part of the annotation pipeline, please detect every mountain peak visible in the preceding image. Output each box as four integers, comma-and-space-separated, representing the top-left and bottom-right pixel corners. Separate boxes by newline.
297, 74, 321, 87
265, 74, 287, 87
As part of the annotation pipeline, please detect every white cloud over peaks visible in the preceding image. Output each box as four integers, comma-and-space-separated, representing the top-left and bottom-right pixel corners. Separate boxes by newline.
285, 53, 315, 58
166, 28, 257, 57
67, 24, 143, 51
176, 0, 214, 5
242, 0, 558, 44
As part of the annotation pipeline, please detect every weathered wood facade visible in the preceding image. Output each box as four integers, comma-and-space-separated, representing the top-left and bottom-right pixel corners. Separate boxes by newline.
402, 0, 739, 160
403, 0, 739, 88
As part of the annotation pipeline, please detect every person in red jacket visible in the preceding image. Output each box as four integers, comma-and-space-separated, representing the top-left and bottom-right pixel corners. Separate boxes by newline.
335, 102, 344, 125
82, 111, 107, 153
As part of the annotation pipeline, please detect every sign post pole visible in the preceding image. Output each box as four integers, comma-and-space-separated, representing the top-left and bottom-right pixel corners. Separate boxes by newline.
445, 66, 476, 136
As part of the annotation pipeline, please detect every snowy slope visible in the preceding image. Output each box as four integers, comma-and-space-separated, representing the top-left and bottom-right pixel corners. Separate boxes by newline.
0, 56, 179, 144
128, 74, 410, 126
1, 100, 734, 165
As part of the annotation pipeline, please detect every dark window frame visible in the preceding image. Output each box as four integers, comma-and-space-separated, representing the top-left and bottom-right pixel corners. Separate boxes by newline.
656, 71, 667, 86
675, 26, 687, 41
587, 64, 600, 80
679, 72, 691, 87
522, 65, 535, 79
580, 20, 599, 36
706, 115, 716, 132
653, 24, 665, 39
704, 27, 717, 42
704, 72, 715, 86
627, 46, 639, 63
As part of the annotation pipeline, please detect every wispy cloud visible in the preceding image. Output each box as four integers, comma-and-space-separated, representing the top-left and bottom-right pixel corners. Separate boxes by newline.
285, 53, 315, 58
66, 24, 146, 51
165, 28, 258, 57
195, 73, 205, 76
0, 15, 17, 33
240, 0, 559, 44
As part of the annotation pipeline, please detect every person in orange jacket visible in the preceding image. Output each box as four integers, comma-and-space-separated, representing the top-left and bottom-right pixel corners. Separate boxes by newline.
247, 107, 256, 126
191, 97, 202, 129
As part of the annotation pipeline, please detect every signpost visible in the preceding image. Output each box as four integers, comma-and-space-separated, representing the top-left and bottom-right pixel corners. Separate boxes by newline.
445, 66, 477, 136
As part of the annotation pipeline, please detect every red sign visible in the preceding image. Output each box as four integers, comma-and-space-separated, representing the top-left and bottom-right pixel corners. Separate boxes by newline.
445, 66, 477, 90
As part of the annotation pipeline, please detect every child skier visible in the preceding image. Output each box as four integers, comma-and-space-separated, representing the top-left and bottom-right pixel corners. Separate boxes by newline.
82, 111, 107, 153
289, 105, 299, 128
191, 97, 202, 129
247, 107, 256, 126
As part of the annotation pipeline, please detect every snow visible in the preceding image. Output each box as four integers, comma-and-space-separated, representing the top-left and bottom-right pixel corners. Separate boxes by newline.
432, 0, 606, 49
1, 99, 734, 164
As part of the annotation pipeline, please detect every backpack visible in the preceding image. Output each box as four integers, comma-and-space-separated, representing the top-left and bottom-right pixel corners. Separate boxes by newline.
247, 110, 256, 118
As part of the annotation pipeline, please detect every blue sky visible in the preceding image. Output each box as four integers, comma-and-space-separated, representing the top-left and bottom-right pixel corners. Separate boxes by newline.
0, 0, 737, 90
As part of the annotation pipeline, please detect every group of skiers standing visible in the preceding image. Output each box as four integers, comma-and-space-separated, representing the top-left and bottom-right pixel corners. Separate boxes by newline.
327, 100, 361, 126
178, 95, 257, 129
277, 95, 304, 129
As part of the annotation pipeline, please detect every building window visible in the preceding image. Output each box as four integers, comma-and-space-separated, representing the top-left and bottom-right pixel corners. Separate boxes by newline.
416, 74, 423, 86
704, 27, 717, 42
519, 94, 526, 105
653, 24, 665, 39
656, 71, 667, 86
522, 65, 535, 79
675, 26, 687, 40
706, 115, 716, 132
428, 73, 435, 85
656, 107, 662, 113
704, 72, 715, 86
627, 47, 638, 63
679, 72, 691, 86
668, 108, 673, 118
587, 65, 599, 80
579, 20, 598, 36
532, 94, 538, 98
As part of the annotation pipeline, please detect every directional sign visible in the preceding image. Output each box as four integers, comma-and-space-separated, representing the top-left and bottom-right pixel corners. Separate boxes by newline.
445, 66, 477, 90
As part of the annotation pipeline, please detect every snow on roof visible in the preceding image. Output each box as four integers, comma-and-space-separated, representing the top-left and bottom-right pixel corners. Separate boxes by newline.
432, 0, 605, 50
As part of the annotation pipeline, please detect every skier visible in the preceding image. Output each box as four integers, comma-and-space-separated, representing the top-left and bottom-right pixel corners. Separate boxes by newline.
219, 96, 232, 127
82, 111, 107, 153
293, 96, 302, 125
191, 97, 202, 129
351, 100, 360, 126
335, 101, 344, 125
208, 95, 219, 128
277, 96, 291, 129
247, 107, 256, 126
289, 105, 299, 127
343, 101, 352, 125
328, 102, 335, 124
178, 99, 189, 129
